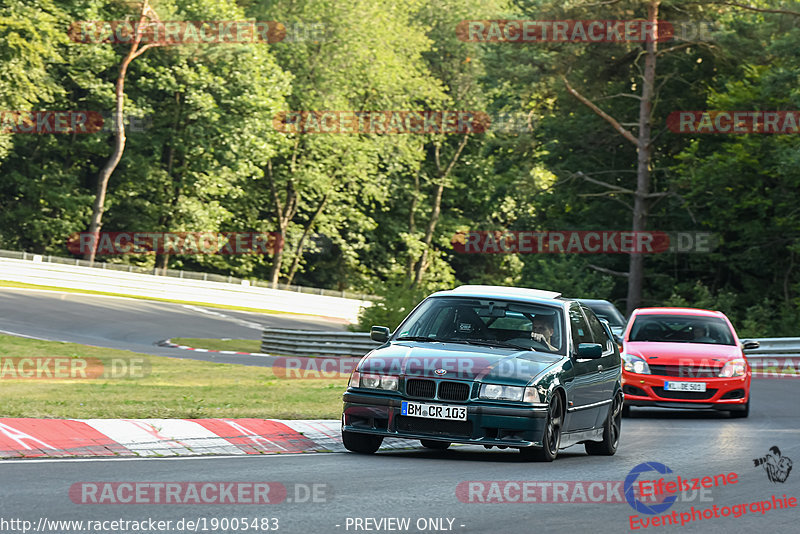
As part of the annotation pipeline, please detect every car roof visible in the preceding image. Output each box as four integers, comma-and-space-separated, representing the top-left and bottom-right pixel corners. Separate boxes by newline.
577, 298, 614, 306
431, 285, 565, 305
632, 307, 725, 318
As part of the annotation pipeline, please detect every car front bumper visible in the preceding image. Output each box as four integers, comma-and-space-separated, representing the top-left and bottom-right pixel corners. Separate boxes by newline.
342, 391, 549, 447
622, 372, 750, 411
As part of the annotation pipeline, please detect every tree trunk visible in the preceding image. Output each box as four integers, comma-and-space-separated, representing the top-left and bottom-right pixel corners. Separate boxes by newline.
411, 134, 470, 288
154, 97, 182, 275
406, 171, 420, 281
266, 159, 297, 288
626, 0, 659, 315
285, 192, 329, 286
85, 0, 159, 262
562, 1, 661, 315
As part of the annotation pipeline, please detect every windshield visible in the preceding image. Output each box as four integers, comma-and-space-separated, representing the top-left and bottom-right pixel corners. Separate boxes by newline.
583, 301, 626, 327
629, 314, 735, 345
395, 297, 565, 354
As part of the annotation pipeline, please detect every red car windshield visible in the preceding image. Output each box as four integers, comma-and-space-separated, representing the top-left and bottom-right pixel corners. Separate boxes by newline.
629, 314, 735, 345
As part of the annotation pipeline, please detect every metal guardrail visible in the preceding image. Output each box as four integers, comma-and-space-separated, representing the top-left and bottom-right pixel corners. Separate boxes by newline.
261, 328, 380, 357
0, 249, 377, 301
260, 330, 800, 363
741, 338, 800, 358
743, 338, 800, 378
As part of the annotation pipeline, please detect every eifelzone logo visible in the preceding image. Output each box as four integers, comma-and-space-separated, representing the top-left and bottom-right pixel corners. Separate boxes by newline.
753, 446, 793, 483
625, 462, 678, 515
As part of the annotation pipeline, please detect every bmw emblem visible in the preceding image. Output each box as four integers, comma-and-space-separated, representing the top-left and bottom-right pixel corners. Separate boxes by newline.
434, 368, 447, 376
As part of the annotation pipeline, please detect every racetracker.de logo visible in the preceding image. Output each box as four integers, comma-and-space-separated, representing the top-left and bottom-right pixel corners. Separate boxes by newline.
457, 481, 626, 503
272, 356, 547, 380
69, 482, 329, 504
749, 357, 800, 379
0, 357, 149, 379
456, 20, 674, 43
273, 111, 490, 134
451, 231, 717, 254
69, 21, 286, 44
67, 232, 283, 256
667, 111, 800, 134
453, 231, 669, 254
1, 111, 104, 134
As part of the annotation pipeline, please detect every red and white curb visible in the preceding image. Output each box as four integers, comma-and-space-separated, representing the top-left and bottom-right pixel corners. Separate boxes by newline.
157, 339, 269, 356
0, 418, 419, 459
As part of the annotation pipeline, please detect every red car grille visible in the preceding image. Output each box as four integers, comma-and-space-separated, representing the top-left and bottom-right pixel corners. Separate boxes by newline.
649, 364, 722, 378
652, 386, 718, 400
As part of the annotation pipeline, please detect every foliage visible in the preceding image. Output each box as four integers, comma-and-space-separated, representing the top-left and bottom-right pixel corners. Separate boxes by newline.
0, 0, 798, 335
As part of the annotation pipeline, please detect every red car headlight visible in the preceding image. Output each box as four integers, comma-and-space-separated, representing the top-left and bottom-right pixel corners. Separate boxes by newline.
719, 358, 747, 377
623, 354, 651, 374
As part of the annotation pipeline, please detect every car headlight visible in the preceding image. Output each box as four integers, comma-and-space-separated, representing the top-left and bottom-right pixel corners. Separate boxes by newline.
719, 358, 746, 377
623, 354, 651, 374
479, 383, 524, 401
358, 373, 399, 391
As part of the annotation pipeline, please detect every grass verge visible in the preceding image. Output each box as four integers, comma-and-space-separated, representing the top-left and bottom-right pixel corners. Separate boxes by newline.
0, 334, 346, 419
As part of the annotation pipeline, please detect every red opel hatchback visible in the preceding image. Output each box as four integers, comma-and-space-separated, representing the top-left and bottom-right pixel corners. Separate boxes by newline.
621, 307, 754, 417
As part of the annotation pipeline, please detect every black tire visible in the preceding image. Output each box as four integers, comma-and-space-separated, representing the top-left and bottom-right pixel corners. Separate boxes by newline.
729, 398, 750, 418
585, 393, 623, 456
622, 403, 631, 417
520, 393, 563, 462
342, 430, 383, 454
420, 439, 450, 450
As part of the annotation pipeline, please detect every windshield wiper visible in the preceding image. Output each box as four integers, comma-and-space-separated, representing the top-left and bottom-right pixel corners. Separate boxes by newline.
449, 339, 533, 351
395, 336, 442, 342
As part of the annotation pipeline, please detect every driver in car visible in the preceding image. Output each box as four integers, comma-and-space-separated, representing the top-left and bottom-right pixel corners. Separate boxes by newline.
692, 325, 715, 343
531, 314, 557, 351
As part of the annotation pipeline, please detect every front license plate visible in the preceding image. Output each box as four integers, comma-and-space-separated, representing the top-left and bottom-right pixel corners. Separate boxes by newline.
664, 381, 707, 392
401, 401, 467, 420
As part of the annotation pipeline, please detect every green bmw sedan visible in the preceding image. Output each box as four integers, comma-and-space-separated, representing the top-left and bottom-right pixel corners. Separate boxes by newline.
341, 285, 623, 461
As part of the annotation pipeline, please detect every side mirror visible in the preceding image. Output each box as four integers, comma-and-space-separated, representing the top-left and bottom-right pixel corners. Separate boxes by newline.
370, 326, 390, 343
613, 334, 623, 345
577, 343, 603, 359
742, 340, 760, 351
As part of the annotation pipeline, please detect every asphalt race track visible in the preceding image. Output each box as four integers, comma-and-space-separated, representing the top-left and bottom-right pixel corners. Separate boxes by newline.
0, 287, 344, 365
0, 288, 798, 533
1, 381, 797, 534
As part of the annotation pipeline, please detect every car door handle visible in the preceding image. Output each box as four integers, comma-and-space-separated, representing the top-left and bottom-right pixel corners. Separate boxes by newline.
597, 364, 604, 372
